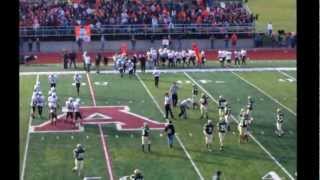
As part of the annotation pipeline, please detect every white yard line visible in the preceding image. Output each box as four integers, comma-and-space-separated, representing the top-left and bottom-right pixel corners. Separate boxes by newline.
278, 70, 297, 81
19, 67, 296, 76
231, 72, 297, 116
136, 73, 204, 180
184, 72, 295, 180
21, 74, 39, 180
86, 73, 114, 180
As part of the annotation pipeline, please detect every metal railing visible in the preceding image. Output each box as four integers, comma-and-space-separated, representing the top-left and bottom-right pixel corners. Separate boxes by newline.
19, 23, 255, 37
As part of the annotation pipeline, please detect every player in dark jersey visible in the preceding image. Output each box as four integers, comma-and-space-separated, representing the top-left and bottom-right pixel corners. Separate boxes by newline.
73, 144, 85, 177
129, 169, 144, 180
169, 82, 179, 107
203, 120, 214, 151
224, 102, 231, 131
200, 93, 209, 119
218, 96, 226, 117
164, 121, 175, 148
275, 108, 284, 137
141, 123, 151, 152
217, 118, 228, 151
192, 84, 199, 109
247, 96, 254, 115
238, 112, 249, 143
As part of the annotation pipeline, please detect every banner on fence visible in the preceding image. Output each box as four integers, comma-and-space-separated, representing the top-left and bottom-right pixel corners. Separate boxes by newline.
75, 25, 91, 42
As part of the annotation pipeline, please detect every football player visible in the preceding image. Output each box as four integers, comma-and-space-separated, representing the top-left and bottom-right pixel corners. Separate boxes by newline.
141, 123, 151, 152
240, 49, 247, 65
192, 84, 199, 109
48, 86, 56, 96
48, 93, 58, 125
218, 96, 226, 117
164, 92, 174, 119
152, 67, 160, 88
48, 74, 57, 88
199, 93, 209, 119
275, 108, 284, 137
217, 117, 228, 151
74, 73, 82, 96
247, 96, 254, 115
169, 81, 179, 107
238, 111, 249, 143
30, 93, 37, 119
36, 92, 45, 118
127, 60, 134, 78
203, 119, 214, 151
217, 50, 224, 67
234, 50, 241, 66
73, 98, 82, 127
129, 169, 144, 180
65, 97, 74, 123
164, 120, 175, 148
178, 98, 192, 119
73, 144, 85, 177
224, 102, 231, 131
225, 51, 232, 66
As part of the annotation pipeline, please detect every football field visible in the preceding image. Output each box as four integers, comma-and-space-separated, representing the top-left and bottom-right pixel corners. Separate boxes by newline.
20, 66, 297, 179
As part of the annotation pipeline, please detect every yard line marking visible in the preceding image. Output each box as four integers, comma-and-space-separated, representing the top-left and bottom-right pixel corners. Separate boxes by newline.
231, 72, 296, 116
278, 70, 296, 81
184, 72, 295, 180
19, 67, 296, 76
86, 73, 114, 180
136, 73, 204, 180
21, 74, 39, 180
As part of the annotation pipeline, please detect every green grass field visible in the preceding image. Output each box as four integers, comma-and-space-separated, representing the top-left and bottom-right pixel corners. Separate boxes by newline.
20, 62, 296, 180
248, 0, 296, 32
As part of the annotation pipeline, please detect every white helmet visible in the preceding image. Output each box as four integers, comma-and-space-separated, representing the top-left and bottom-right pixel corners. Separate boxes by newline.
51, 87, 56, 91
77, 144, 82, 148
76, 98, 80, 102
208, 119, 212, 124
68, 97, 73, 101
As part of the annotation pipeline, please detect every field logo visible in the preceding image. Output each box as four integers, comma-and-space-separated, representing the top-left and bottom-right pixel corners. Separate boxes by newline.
31, 106, 166, 133
262, 171, 282, 180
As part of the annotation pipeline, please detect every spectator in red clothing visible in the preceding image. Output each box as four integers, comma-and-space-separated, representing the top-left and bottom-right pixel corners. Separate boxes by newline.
231, 33, 238, 49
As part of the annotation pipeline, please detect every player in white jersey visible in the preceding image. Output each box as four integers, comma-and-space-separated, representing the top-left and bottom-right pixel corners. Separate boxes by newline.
127, 60, 134, 78
48, 93, 58, 125
73, 98, 82, 127
65, 97, 74, 122
30, 93, 38, 118
152, 67, 160, 88
217, 50, 224, 67
74, 73, 82, 96
48, 86, 56, 96
36, 92, 45, 118
168, 50, 174, 68
200, 50, 206, 66
240, 49, 247, 65
175, 51, 182, 65
48, 74, 57, 88
226, 51, 232, 66
234, 50, 241, 65
181, 50, 187, 67
187, 49, 196, 66
151, 48, 158, 67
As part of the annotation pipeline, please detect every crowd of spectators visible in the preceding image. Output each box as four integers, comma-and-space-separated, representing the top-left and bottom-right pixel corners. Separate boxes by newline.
19, 0, 256, 29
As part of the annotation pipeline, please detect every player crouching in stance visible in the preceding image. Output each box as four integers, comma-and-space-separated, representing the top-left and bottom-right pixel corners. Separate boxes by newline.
65, 97, 74, 123
73, 98, 82, 127
129, 169, 144, 180
199, 93, 209, 119
203, 120, 214, 152
238, 109, 249, 143
164, 121, 175, 148
275, 108, 284, 137
74, 73, 82, 96
217, 117, 228, 151
48, 93, 58, 125
73, 144, 85, 177
178, 98, 192, 119
141, 123, 151, 152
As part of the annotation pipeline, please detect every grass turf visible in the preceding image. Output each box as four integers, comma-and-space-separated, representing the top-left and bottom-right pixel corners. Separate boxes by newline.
20, 70, 296, 179
247, 0, 296, 32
